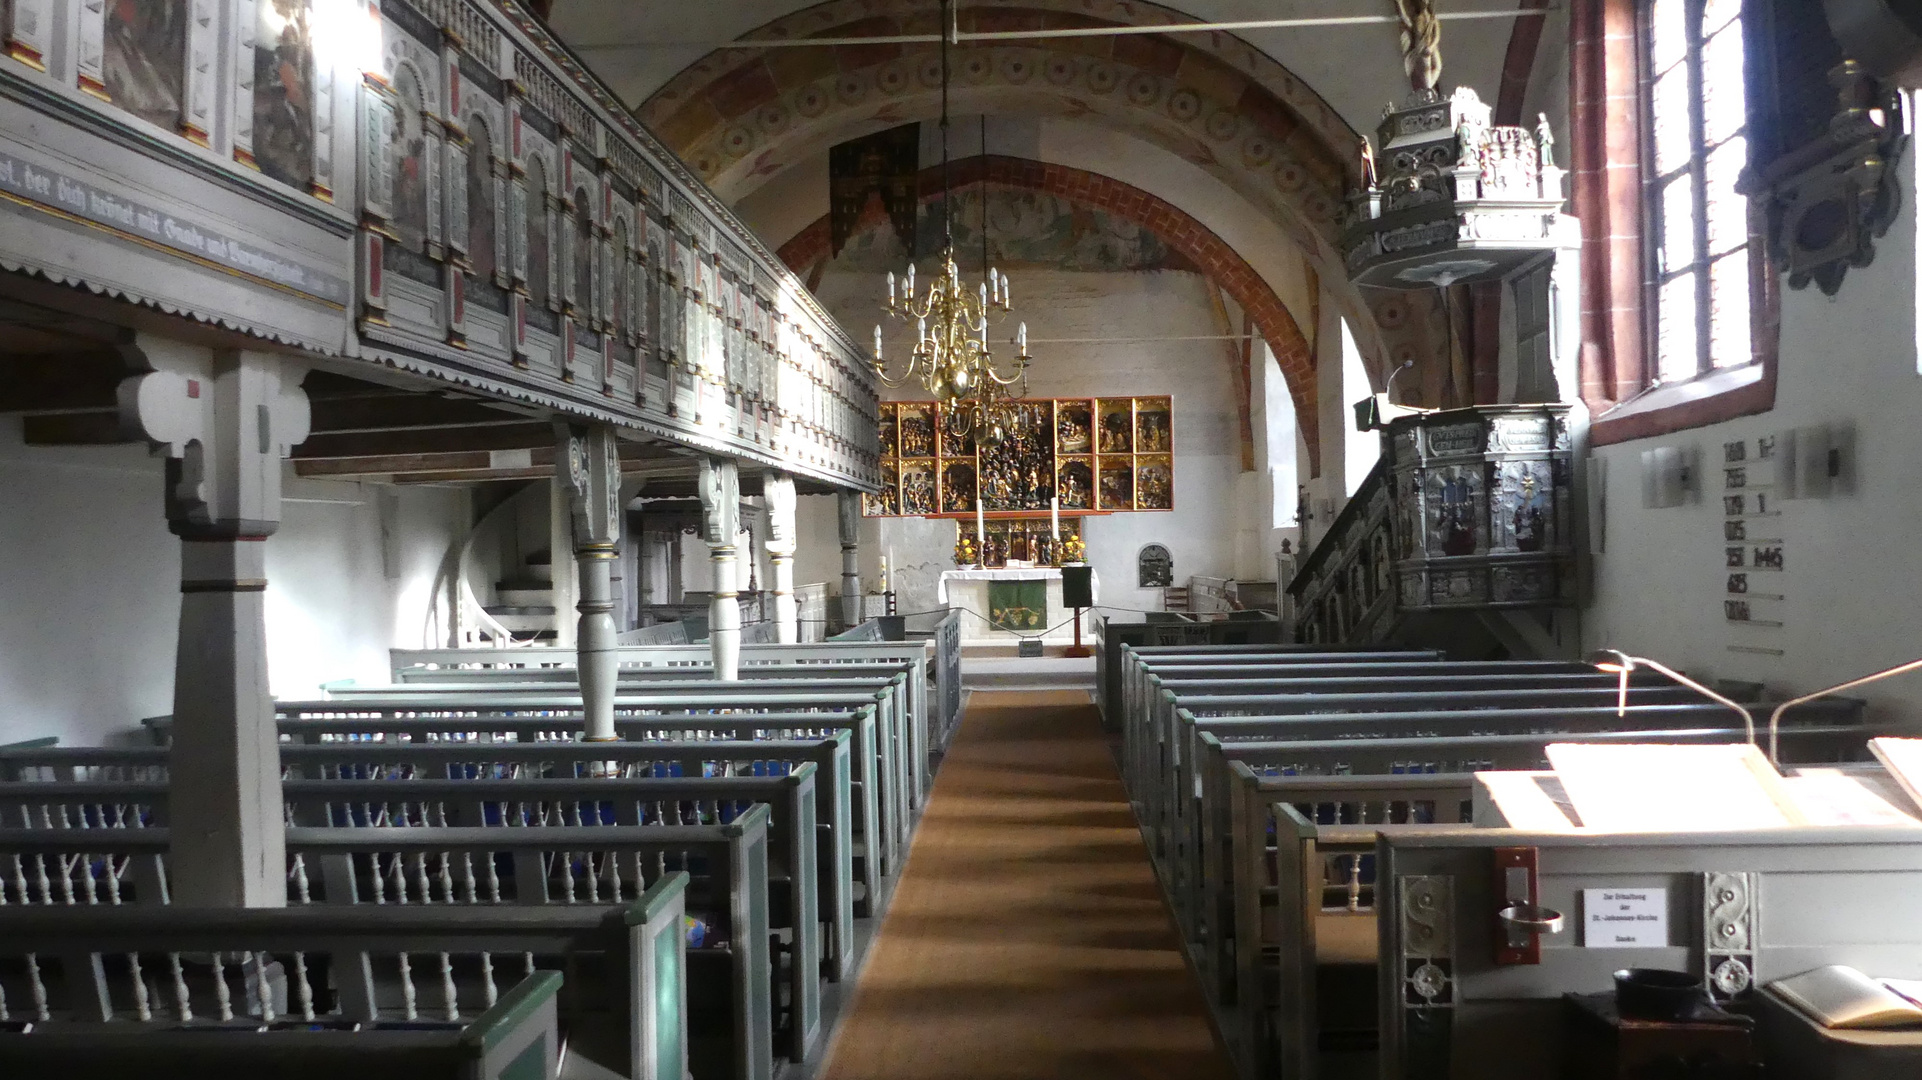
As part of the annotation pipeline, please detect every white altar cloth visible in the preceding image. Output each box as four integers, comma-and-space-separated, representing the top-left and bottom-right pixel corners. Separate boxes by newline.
936, 566, 1100, 604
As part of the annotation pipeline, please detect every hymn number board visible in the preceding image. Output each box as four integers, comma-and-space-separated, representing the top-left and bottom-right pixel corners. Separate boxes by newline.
1722, 436, 1787, 650
865, 397, 1174, 517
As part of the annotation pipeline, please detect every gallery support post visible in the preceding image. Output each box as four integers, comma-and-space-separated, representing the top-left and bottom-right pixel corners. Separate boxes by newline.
765, 471, 799, 643
700, 457, 742, 680
838, 490, 863, 631
120, 337, 310, 908
559, 424, 624, 740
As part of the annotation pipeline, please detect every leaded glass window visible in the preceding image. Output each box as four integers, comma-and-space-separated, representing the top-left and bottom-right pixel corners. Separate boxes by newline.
1646, 0, 1753, 383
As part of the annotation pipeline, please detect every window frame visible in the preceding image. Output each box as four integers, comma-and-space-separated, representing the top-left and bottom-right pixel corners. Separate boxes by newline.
1587, 0, 1779, 447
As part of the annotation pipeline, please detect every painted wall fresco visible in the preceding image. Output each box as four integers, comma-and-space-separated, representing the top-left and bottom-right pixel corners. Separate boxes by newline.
829, 188, 1197, 275
104, 0, 189, 131
251, 0, 315, 189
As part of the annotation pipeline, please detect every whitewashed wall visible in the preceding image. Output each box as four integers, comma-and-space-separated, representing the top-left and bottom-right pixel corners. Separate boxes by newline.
0, 419, 467, 746
1584, 149, 1922, 720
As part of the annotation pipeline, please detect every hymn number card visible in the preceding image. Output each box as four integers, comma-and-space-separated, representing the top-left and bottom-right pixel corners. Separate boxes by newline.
1722, 438, 1786, 651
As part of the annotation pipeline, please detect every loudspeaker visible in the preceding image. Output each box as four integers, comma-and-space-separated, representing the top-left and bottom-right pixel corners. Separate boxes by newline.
1060, 565, 1095, 609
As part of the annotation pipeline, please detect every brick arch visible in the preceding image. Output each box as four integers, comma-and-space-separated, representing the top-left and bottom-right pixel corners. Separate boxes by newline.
777, 155, 1322, 468
636, 0, 1362, 268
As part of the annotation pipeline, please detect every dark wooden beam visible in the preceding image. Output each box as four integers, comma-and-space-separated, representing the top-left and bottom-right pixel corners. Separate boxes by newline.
292, 422, 558, 461
308, 394, 533, 434
0, 351, 127, 413
295, 440, 675, 483
21, 410, 133, 445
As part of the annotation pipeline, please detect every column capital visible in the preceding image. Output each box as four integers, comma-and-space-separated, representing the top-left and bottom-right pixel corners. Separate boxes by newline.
118, 338, 310, 540
556, 422, 623, 547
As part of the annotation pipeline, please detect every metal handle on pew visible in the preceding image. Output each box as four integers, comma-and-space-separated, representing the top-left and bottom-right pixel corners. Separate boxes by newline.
1497, 903, 1565, 937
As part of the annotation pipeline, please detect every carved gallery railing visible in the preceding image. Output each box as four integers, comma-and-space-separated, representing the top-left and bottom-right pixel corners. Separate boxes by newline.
0, 0, 879, 491
863, 396, 1172, 517
1290, 405, 1575, 645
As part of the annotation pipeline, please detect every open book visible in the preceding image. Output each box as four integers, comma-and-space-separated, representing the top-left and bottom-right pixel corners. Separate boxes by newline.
1770, 966, 1922, 1029
1869, 737, 1922, 815
1544, 743, 1805, 832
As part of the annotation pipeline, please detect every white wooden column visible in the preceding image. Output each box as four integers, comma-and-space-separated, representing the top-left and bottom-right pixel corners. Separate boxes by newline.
558, 424, 623, 740
764, 471, 798, 643
837, 490, 862, 630
699, 457, 741, 679
548, 477, 579, 648
119, 337, 311, 908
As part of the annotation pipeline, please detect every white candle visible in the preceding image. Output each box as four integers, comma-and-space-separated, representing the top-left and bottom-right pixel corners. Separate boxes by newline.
905, 263, 914, 295
873, 325, 883, 359
1051, 496, 1060, 540
976, 497, 986, 551
1018, 322, 1028, 354
886, 271, 895, 303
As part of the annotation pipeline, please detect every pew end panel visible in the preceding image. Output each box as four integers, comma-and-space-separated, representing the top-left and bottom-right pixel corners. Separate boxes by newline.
1374, 827, 1922, 1080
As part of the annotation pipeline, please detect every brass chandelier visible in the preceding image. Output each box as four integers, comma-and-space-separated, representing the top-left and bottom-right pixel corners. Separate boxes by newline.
870, 0, 1032, 440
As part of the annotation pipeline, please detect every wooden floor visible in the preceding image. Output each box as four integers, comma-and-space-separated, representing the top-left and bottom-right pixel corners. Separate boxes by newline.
817, 690, 1235, 1080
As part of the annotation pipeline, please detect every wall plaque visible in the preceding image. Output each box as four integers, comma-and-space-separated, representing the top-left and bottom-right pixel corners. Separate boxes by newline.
1138, 543, 1173, 588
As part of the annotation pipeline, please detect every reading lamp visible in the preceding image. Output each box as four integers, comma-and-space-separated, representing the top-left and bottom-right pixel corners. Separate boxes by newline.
1764, 656, 1922, 766
1587, 649, 1756, 745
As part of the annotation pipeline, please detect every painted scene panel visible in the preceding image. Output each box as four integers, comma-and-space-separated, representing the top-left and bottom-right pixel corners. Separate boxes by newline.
105, 0, 189, 131
253, 0, 316, 189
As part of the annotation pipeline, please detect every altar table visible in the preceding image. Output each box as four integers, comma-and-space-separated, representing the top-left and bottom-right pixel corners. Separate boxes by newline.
937, 568, 1099, 644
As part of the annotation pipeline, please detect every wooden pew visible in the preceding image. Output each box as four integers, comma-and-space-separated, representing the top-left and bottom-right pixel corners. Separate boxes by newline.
1131, 666, 1666, 811
273, 737, 860, 983
0, 765, 831, 1066
1226, 768, 1471, 1079
1187, 721, 1872, 1032
1374, 825, 1922, 1078
272, 680, 915, 878
1117, 651, 1446, 803
359, 661, 928, 803
0, 870, 691, 1080
147, 702, 897, 909
393, 633, 962, 791
0, 821, 765, 1080
281, 774, 821, 1064
1140, 684, 1703, 869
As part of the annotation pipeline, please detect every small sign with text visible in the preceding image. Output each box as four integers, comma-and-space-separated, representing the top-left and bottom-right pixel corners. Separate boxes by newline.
1583, 888, 1667, 948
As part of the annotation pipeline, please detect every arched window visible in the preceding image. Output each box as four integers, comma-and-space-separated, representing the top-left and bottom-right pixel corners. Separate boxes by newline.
390, 69, 429, 252
610, 220, 629, 340
572, 187, 594, 315
467, 120, 496, 279
251, 0, 315, 188
525, 157, 550, 307
103, 0, 189, 132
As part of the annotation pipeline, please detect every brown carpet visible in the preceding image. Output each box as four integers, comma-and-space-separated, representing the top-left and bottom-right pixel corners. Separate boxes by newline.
818, 690, 1236, 1080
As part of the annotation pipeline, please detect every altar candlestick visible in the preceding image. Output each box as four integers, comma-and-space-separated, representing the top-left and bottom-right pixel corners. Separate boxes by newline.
976, 498, 986, 548
1050, 496, 1060, 540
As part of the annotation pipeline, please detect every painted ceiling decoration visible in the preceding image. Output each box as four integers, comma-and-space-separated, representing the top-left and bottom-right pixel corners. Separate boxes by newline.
635, 0, 1359, 257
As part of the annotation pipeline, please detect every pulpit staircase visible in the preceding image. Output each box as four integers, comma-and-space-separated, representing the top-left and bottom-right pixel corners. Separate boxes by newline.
1286, 405, 1578, 660
486, 550, 559, 641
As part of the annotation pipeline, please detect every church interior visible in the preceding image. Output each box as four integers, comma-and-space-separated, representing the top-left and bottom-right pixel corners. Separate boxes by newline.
5, 0, 1922, 1076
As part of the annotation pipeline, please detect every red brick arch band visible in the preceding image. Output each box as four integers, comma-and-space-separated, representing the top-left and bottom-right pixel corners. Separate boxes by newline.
776, 155, 1319, 467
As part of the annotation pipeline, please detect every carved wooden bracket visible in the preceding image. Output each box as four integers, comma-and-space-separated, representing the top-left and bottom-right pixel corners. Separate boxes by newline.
1751, 61, 1910, 297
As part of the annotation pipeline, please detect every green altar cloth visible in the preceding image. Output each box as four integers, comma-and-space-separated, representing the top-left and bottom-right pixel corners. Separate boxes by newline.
988, 579, 1047, 632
